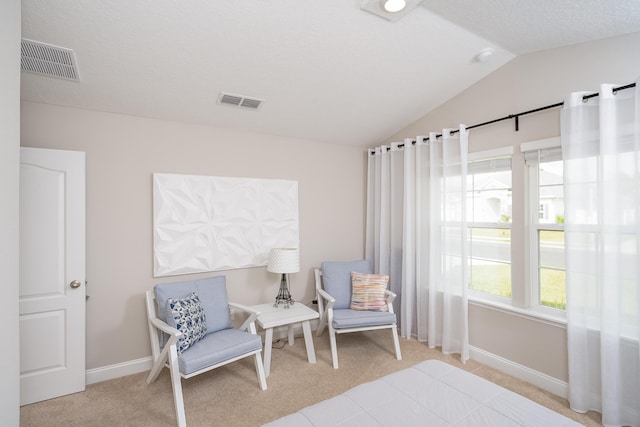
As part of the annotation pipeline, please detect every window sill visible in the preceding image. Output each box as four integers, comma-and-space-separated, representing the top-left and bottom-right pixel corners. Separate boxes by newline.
468, 296, 567, 329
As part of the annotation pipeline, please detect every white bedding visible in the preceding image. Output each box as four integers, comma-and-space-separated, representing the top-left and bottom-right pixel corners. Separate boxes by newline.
263, 360, 582, 426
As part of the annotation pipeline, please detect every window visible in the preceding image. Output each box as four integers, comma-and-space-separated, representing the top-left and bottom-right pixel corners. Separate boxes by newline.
467, 141, 568, 318
523, 140, 566, 311
466, 150, 512, 300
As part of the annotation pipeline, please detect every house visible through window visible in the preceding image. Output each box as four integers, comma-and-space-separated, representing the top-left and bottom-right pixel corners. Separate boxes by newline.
466, 151, 512, 300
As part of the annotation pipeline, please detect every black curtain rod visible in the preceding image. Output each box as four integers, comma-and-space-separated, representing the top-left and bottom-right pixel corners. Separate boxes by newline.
375, 82, 636, 153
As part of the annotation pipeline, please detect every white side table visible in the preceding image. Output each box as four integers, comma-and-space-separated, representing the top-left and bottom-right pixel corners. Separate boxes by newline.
252, 303, 319, 377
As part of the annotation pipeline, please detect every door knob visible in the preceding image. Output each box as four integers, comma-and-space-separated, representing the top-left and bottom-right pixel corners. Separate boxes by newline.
69, 280, 82, 289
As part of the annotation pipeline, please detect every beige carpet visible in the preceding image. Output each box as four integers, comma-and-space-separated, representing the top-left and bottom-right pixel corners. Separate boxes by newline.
21, 331, 602, 426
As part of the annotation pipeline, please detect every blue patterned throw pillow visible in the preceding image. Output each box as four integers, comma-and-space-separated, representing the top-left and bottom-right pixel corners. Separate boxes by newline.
165, 292, 207, 354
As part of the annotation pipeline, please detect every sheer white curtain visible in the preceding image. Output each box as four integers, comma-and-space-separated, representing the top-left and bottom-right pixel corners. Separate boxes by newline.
366, 126, 469, 362
561, 80, 640, 426
365, 144, 403, 307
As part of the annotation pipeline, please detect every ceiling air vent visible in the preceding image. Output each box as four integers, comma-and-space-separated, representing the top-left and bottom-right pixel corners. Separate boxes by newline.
218, 92, 263, 110
21, 39, 80, 81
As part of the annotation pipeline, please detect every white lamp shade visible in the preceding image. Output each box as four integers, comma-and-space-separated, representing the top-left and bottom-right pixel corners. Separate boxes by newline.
267, 248, 300, 274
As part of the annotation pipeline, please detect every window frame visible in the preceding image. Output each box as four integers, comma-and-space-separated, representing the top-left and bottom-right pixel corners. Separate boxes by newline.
466, 146, 513, 304
522, 137, 567, 318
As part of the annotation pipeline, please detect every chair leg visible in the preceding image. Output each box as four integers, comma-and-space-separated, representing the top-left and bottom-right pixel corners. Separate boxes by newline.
391, 326, 402, 361
316, 314, 326, 337
167, 347, 187, 427
254, 352, 268, 391
329, 327, 339, 369
146, 354, 165, 384
146, 342, 171, 384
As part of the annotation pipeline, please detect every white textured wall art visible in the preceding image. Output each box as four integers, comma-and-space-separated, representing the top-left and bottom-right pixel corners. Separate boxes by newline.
153, 173, 299, 277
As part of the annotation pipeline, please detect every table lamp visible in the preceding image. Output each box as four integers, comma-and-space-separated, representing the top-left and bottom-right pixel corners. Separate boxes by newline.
267, 248, 299, 308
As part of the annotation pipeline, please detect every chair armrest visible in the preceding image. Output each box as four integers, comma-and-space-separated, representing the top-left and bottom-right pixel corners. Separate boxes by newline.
385, 289, 397, 304
146, 315, 182, 385
228, 302, 259, 333
315, 287, 335, 336
149, 316, 181, 338
317, 288, 336, 308
385, 289, 397, 314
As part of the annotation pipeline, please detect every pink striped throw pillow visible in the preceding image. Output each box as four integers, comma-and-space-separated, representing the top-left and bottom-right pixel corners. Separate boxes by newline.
350, 272, 389, 311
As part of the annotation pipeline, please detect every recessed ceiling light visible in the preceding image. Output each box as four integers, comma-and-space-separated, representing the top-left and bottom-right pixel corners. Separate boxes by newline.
383, 0, 406, 13
361, 0, 423, 22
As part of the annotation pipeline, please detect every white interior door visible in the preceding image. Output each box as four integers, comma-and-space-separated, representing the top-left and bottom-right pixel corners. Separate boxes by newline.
19, 147, 86, 405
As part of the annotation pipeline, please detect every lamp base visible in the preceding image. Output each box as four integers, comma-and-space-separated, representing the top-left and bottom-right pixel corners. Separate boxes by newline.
274, 273, 294, 309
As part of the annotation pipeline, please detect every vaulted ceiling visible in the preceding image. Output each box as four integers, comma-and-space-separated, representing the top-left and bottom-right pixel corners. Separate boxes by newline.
20, 1, 640, 147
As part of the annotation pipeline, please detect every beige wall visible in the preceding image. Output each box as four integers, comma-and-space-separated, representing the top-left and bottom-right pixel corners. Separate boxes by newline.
386, 31, 640, 383
20, 102, 367, 370
1, 0, 21, 424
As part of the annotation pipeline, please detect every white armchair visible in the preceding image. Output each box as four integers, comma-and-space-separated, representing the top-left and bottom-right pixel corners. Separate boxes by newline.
315, 260, 402, 369
145, 276, 267, 427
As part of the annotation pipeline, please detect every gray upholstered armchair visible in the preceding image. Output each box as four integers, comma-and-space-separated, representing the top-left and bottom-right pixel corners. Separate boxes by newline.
315, 260, 402, 369
145, 276, 267, 427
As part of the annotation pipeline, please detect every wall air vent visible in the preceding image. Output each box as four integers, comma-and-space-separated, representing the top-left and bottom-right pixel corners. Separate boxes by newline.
218, 92, 263, 110
21, 39, 80, 81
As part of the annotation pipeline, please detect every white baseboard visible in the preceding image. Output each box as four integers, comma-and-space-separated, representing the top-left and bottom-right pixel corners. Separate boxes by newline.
86, 356, 152, 385
85, 319, 320, 385
469, 345, 568, 399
